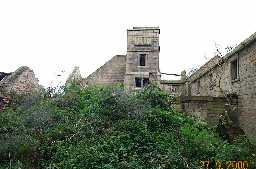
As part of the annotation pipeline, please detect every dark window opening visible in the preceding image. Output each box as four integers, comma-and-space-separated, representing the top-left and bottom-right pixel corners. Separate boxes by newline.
231, 59, 239, 80
139, 54, 146, 66
135, 77, 142, 87
170, 85, 177, 93
135, 77, 149, 88
196, 80, 200, 94
143, 78, 149, 86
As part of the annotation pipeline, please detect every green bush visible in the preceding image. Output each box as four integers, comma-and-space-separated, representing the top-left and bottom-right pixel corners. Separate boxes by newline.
0, 84, 255, 169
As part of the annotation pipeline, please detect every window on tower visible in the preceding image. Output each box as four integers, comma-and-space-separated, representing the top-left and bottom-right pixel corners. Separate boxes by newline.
135, 77, 149, 88
135, 77, 142, 87
139, 54, 146, 66
143, 78, 149, 86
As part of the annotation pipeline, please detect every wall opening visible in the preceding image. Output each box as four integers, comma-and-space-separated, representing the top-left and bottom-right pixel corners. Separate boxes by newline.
170, 85, 177, 93
139, 54, 146, 66
231, 59, 239, 80
135, 77, 149, 87
196, 80, 200, 94
135, 77, 142, 87
143, 78, 149, 86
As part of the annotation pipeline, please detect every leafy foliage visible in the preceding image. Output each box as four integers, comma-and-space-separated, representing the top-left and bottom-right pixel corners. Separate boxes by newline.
0, 84, 255, 169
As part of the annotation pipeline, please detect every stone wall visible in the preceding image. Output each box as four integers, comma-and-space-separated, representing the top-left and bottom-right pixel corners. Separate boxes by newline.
185, 34, 256, 137
124, 27, 161, 90
66, 66, 87, 88
0, 66, 41, 96
86, 27, 161, 90
160, 80, 184, 96
180, 96, 238, 126
86, 55, 126, 86
83, 27, 256, 137
187, 56, 223, 97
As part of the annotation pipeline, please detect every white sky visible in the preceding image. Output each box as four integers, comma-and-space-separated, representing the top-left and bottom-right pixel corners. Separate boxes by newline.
1, 0, 256, 87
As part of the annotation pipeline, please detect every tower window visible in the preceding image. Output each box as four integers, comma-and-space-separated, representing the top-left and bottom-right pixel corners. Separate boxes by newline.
143, 78, 149, 86
135, 77, 149, 88
231, 59, 239, 81
139, 54, 146, 66
135, 77, 142, 87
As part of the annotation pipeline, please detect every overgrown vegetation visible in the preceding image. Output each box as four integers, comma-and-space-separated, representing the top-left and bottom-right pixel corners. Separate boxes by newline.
0, 84, 255, 169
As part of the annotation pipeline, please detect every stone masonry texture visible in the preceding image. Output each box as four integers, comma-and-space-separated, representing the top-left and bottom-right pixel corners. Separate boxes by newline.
86, 55, 126, 86
184, 33, 256, 137
0, 66, 41, 96
1, 27, 255, 137
84, 27, 256, 137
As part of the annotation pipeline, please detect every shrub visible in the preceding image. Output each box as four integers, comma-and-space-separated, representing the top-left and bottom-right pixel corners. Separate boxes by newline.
0, 84, 255, 169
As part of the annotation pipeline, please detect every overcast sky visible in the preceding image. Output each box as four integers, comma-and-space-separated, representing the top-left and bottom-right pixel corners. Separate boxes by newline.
1, 0, 256, 87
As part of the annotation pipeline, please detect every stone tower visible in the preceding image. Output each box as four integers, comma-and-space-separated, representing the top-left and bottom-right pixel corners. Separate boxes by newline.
124, 27, 161, 90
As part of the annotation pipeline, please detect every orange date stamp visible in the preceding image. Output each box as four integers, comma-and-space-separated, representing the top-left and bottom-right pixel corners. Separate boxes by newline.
200, 160, 249, 169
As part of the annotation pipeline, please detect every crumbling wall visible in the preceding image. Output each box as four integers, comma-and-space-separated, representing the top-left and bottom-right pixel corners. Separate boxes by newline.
66, 66, 87, 88
0, 66, 41, 95
86, 55, 126, 86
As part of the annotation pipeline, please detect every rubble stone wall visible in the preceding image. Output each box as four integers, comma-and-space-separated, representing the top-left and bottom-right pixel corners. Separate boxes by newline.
86, 55, 126, 86
186, 40, 256, 136
0, 66, 40, 95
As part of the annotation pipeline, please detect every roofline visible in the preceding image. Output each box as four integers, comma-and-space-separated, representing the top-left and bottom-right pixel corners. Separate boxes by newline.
188, 58, 224, 83
127, 27, 160, 31
188, 31, 256, 83
160, 80, 185, 85
224, 31, 256, 59
115, 54, 126, 57
86, 55, 126, 79
188, 56, 221, 82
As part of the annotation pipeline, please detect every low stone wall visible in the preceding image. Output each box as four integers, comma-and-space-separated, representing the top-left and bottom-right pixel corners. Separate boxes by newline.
178, 96, 238, 126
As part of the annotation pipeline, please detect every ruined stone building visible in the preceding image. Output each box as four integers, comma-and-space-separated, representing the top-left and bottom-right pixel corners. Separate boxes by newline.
181, 32, 256, 137
0, 27, 254, 137
0, 66, 40, 96
0, 66, 41, 110
85, 27, 186, 93
86, 27, 162, 90
0, 27, 256, 136
84, 27, 256, 137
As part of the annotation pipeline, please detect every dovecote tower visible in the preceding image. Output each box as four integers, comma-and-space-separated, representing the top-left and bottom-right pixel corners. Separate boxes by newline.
124, 27, 161, 90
